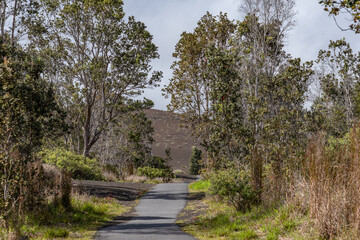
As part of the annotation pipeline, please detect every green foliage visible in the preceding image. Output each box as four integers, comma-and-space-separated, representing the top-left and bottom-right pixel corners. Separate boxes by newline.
163, 12, 236, 156
20, 194, 128, 239
41, 148, 103, 181
326, 133, 350, 155
136, 150, 175, 181
310, 39, 360, 137
189, 146, 202, 175
28, 0, 162, 157
209, 169, 259, 212
164, 10, 312, 204
114, 110, 155, 170
44, 228, 69, 238
181, 192, 302, 240
137, 166, 175, 180
230, 229, 258, 240
0, 40, 65, 236
189, 179, 211, 192
147, 155, 170, 169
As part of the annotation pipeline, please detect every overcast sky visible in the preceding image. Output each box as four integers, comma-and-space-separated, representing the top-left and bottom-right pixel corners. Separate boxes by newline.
123, 0, 360, 110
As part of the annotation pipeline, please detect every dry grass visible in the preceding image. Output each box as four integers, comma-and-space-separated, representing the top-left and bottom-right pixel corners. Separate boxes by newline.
124, 175, 148, 183
286, 176, 310, 216
303, 129, 360, 239
102, 170, 118, 182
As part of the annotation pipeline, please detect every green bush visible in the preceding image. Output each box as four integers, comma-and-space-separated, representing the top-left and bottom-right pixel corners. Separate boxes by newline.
137, 166, 175, 180
147, 155, 171, 170
189, 146, 202, 175
40, 148, 103, 181
209, 169, 259, 212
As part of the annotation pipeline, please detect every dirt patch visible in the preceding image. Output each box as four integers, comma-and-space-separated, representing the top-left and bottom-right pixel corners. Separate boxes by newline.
177, 192, 209, 226
72, 180, 155, 206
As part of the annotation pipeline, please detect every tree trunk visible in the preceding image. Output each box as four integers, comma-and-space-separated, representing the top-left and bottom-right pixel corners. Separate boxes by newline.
1, 0, 7, 40
251, 145, 262, 203
10, 0, 17, 46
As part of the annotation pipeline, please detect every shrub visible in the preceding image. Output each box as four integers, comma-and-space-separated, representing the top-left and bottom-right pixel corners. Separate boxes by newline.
147, 155, 171, 170
209, 169, 259, 212
137, 166, 175, 180
40, 148, 103, 181
189, 146, 202, 175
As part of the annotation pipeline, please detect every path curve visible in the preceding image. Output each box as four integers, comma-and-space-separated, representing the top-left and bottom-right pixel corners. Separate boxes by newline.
96, 183, 196, 240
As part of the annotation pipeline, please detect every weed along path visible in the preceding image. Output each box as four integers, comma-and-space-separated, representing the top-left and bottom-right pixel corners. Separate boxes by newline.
96, 182, 196, 240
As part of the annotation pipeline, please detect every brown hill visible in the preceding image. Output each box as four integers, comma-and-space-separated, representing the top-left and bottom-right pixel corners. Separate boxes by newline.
144, 109, 201, 173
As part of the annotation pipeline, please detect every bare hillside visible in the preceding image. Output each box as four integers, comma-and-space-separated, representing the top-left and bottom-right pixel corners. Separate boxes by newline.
144, 109, 201, 173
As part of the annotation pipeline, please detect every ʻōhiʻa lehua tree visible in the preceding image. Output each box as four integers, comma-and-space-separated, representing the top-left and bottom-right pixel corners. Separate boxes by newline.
27, 0, 162, 157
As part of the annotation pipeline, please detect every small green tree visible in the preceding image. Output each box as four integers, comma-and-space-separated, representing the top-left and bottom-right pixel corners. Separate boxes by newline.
189, 146, 202, 175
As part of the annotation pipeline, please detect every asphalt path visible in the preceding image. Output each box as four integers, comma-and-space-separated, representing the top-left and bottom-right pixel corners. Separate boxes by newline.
96, 183, 196, 240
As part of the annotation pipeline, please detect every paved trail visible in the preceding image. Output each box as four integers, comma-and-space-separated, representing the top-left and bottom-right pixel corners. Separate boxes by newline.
96, 183, 196, 240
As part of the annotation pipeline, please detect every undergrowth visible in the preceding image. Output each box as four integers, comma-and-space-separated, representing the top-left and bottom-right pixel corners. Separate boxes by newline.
17, 194, 128, 239
189, 179, 211, 192
183, 180, 319, 240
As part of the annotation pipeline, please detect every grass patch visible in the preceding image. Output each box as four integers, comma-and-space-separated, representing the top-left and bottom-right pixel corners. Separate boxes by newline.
189, 179, 211, 192
21, 194, 129, 239
181, 182, 318, 240
44, 228, 69, 238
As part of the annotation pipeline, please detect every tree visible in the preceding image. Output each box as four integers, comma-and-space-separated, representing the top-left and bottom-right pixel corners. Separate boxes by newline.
0, 40, 64, 237
261, 59, 313, 200
28, 0, 162, 156
206, 46, 249, 166
163, 12, 236, 154
94, 99, 155, 177
234, 0, 305, 199
310, 39, 360, 137
320, 0, 360, 33
116, 106, 155, 169
189, 146, 202, 175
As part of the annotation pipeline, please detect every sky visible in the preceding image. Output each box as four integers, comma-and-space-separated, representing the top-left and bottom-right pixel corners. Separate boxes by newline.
123, 0, 360, 110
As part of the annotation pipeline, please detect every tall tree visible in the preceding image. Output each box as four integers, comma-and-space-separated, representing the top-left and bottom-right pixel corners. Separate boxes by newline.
205, 45, 249, 166
164, 12, 236, 154
28, 0, 162, 156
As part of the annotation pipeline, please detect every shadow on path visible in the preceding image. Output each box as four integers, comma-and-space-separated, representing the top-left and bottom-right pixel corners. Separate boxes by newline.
96, 183, 196, 240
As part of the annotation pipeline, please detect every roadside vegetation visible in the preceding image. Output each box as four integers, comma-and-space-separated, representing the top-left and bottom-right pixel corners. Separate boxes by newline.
0, 0, 167, 238
179, 127, 360, 240
168, 1, 360, 239
1, 0, 360, 239
182, 180, 317, 240
19, 194, 128, 240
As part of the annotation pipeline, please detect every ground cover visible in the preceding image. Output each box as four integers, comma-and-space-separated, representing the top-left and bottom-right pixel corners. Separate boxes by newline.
178, 180, 320, 240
